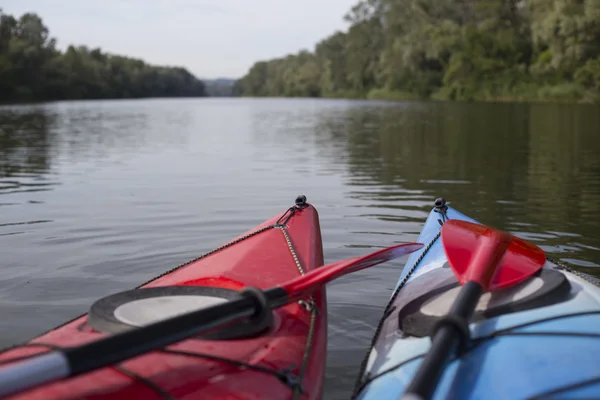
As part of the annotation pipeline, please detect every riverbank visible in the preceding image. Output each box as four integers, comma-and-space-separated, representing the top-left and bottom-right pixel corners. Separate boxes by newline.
238, 84, 599, 105
368, 84, 599, 104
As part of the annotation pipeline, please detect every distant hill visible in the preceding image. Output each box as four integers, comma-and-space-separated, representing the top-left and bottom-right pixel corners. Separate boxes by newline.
206, 78, 236, 85
203, 78, 237, 97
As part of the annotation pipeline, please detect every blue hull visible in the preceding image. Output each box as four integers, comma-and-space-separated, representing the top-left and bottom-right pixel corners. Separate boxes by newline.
354, 203, 600, 400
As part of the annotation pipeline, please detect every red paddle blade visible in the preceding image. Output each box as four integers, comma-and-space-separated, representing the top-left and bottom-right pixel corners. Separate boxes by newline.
441, 220, 546, 291
281, 242, 424, 302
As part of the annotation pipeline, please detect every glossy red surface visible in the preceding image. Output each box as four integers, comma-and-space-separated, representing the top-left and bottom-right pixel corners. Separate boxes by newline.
441, 220, 546, 290
0, 205, 327, 400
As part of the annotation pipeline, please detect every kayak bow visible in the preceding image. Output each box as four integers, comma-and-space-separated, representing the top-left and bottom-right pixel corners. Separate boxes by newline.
0, 196, 337, 400
353, 197, 600, 400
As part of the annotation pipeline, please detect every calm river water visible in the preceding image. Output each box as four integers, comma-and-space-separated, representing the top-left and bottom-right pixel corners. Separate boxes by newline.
1, 98, 599, 399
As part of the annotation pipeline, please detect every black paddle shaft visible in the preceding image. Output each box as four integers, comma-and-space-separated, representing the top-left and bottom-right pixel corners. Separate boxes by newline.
403, 281, 482, 400
66, 287, 287, 376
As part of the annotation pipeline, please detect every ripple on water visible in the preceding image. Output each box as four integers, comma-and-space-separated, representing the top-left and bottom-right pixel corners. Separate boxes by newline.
560, 258, 600, 268
0, 99, 599, 400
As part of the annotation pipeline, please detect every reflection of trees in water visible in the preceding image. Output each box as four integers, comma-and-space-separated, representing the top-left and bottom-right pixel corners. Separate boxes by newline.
0, 107, 52, 179
311, 101, 404, 172
315, 101, 600, 238
59, 101, 194, 163
526, 105, 600, 224
0, 101, 194, 174
49, 103, 151, 164
248, 100, 397, 169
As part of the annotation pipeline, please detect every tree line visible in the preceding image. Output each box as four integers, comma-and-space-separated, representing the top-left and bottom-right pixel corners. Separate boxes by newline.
0, 10, 206, 103
235, 0, 600, 103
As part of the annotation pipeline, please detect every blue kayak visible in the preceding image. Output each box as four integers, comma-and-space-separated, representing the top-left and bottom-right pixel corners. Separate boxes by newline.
353, 198, 600, 400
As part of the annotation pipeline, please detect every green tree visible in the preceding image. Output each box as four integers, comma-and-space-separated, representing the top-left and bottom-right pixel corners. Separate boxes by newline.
342, 0, 384, 94
235, 0, 600, 103
528, 0, 600, 78
316, 32, 350, 96
0, 10, 206, 102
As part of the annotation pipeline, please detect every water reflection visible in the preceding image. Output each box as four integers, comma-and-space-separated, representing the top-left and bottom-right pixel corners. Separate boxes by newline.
0, 108, 56, 238
315, 101, 600, 273
0, 107, 53, 180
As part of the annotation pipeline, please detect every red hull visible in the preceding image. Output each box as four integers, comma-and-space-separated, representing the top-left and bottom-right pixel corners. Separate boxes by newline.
0, 204, 327, 400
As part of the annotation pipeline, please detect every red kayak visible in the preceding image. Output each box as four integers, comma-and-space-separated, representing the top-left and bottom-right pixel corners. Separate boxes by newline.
0, 197, 327, 399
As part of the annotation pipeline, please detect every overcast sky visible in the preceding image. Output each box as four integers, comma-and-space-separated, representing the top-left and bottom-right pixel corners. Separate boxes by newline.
2, 0, 355, 79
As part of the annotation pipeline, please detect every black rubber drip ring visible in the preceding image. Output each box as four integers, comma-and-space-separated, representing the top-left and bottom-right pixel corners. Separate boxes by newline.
239, 286, 271, 323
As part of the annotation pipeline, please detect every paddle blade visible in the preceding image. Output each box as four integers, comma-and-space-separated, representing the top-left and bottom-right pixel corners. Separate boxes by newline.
441, 220, 546, 291
281, 242, 424, 302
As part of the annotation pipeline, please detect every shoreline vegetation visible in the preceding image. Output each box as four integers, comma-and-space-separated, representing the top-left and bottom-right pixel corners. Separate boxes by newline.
0, 9, 206, 103
234, 0, 600, 104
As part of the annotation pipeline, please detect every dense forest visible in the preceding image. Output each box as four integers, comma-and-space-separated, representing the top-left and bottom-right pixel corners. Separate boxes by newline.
0, 10, 206, 102
235, 0, 600, 103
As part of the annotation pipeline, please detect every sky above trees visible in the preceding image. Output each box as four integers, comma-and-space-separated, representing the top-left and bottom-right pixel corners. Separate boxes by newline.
2, 0, 355, 79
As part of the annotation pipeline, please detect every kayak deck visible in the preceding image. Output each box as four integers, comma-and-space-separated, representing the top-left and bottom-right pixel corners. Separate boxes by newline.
0, 199, 327, 400
354, 200, 600, 399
